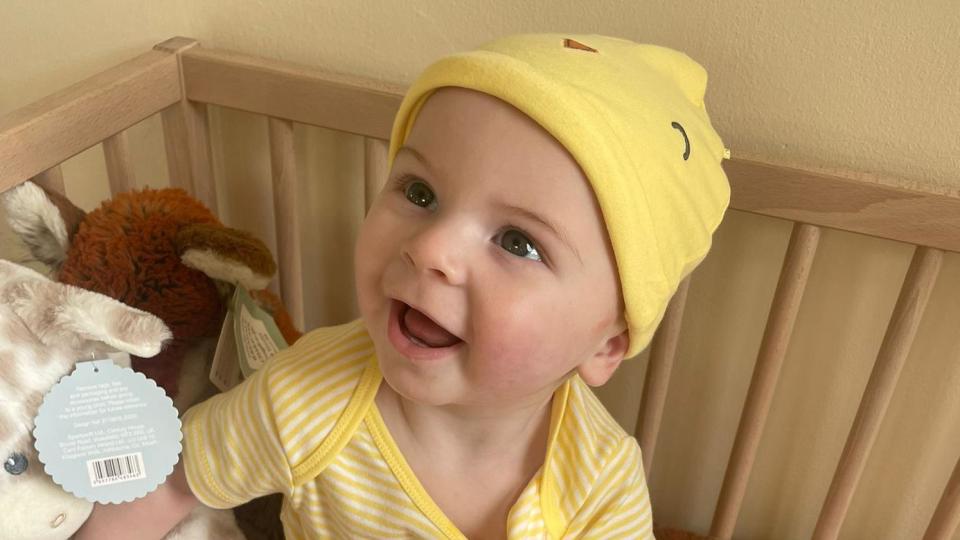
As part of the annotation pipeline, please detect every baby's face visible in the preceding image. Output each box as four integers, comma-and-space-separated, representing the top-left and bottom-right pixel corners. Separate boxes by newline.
355, 87, 625, 410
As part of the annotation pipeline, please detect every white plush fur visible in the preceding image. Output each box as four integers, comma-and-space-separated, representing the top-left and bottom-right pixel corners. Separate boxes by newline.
181, 248, 272, 291
0, 259, 245, 540
2, 461, 93, 540
2, 182, 70, 266
0, 260, 171, 359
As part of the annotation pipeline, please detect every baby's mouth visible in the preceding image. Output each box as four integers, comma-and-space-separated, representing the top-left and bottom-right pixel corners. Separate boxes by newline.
396, 301, 462, 348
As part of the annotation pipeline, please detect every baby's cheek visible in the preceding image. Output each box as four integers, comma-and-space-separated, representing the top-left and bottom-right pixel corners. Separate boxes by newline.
482, 329, 543, 367
474, 313, 569, 388
476, 294, 550, 356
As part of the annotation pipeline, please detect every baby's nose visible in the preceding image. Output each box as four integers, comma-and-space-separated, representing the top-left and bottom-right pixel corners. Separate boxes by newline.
402, 222, 469, 285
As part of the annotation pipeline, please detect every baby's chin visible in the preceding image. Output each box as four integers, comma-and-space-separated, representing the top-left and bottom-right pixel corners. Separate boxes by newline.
376, 364, 466, 407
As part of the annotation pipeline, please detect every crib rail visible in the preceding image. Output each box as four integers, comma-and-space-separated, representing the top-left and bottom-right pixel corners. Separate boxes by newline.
1, 37, 959, 540
0, 47, 181, 193
179, 46, 404, 139
724, 159, 960, 253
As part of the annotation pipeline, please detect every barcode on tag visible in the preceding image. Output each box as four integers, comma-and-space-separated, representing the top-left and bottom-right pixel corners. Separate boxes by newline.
87, 452, 146, 487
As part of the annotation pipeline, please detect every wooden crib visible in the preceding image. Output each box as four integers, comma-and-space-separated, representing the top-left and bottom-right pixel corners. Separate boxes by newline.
1, 37, 958, 540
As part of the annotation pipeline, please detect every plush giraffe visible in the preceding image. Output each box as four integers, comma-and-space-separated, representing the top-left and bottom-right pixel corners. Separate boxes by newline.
0, 259, 244, 539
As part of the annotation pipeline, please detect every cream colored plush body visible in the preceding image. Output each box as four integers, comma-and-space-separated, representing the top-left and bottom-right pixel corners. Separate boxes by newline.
0, 260, 244, 540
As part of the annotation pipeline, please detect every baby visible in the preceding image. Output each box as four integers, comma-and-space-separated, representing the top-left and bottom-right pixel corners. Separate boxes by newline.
74, 33, 729, 539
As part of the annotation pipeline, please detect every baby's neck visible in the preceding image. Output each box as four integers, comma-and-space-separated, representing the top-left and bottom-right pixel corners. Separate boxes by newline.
375, 383, 555, 538
375, 383, 554, 466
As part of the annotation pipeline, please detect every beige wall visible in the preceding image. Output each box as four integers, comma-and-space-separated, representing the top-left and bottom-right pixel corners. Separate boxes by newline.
3, 2, 958, 539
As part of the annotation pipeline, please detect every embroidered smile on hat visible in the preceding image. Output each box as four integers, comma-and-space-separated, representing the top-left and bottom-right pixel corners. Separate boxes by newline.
387, 33, 731, 358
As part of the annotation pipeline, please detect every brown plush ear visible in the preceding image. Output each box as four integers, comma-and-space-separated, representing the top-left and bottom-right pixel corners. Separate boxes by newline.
1, 181, 86, 268
176, 223, 277, 291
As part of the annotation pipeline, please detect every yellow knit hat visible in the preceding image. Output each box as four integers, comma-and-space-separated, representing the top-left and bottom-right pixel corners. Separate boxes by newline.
387, 34, 730, 358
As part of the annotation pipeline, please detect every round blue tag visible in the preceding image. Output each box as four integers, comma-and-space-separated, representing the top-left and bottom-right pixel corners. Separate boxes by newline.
33, 360, 182, 504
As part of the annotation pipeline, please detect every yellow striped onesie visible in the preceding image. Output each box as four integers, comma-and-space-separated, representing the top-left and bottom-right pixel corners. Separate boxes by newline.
181, 319, 654, 538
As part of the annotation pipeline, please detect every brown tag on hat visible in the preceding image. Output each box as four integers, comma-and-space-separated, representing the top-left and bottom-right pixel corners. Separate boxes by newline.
563, 39, 598, 53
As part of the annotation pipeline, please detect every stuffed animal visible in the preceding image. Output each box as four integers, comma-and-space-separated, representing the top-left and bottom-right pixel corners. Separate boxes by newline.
0, 259, 245, 540
2, 182, 301, 412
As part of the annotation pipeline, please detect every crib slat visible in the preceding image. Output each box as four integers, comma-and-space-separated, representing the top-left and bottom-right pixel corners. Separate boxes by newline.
0, 49, 180, 193
636, 276, 691, 474
364, 138, 389, 213
161, 100, 216, 208
710, 222, 821, 540
30, 165, 66, 196
923, 454, 960, 540
157, 38, 218, 213
812, 245, 944, 540
102, 131, 136, 194
268, 117, 305, 331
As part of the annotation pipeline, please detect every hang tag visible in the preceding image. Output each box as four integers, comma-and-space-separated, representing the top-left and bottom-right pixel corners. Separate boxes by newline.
209, 309, 242, 392
233, 287, 288, 378
33, 359, 182, 504
88, 350, 132, 369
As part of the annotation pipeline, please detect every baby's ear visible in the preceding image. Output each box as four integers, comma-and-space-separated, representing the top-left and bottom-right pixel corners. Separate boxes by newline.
1, 181, 86, 268
176, 223, 277, 291
577, 328, 629, 387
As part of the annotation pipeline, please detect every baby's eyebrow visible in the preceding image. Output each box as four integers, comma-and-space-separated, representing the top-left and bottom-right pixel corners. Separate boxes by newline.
495, 202, 582, 264
396, 145, 437, 178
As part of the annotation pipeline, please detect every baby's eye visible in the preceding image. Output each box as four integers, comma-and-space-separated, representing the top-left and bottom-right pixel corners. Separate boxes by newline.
4, 452, 27, 475
499, 229, 542, 262
404, 181, 437, 210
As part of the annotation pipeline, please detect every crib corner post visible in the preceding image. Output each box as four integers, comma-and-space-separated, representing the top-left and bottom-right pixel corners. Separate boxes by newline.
153, 36, 200, 54
156, 37, 218, 214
